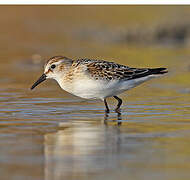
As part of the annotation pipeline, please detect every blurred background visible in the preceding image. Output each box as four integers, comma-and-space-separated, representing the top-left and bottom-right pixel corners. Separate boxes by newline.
1, 5, 190, 180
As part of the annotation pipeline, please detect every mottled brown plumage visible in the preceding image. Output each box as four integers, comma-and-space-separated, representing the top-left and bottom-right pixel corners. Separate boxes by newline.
46, 56, 73, 66
71, 58, 167, 81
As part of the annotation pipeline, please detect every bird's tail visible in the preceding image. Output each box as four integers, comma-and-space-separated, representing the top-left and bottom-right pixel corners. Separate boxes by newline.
149, 68, 168, 75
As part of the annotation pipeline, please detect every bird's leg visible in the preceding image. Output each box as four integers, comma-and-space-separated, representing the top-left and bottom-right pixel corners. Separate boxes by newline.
117, 111, 122, 126
113, 96, 122, 113
104, 98, 110, 113
104, 110, 109, 125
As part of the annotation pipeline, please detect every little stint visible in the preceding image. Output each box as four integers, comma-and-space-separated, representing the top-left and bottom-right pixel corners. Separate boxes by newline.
31, 56, 168, 113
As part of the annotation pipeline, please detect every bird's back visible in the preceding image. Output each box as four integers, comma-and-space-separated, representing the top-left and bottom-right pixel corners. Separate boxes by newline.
72, 58, 167, 82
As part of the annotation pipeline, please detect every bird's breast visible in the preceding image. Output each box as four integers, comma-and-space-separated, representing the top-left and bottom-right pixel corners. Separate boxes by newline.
56, 74, 121, 99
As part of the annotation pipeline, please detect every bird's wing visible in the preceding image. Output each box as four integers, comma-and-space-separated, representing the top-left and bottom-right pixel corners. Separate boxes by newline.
73, 59, 167, 81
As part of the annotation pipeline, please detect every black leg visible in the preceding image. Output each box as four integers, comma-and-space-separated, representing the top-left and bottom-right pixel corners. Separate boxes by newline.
104, 98, 110, 113
117, 111, 122, 126
104, 110, 109, 125
113, 96, 122, 112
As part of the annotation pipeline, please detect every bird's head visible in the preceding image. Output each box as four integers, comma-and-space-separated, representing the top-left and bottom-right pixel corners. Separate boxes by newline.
31, 56, 73, 90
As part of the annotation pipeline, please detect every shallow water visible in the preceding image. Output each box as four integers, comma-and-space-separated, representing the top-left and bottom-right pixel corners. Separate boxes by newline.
1, 6, 190, 180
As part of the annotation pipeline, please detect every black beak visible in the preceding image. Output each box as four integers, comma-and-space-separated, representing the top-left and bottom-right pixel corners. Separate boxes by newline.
31, 74, 47, 90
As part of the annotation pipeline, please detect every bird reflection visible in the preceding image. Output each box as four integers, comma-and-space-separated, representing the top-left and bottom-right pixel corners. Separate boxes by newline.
44, 122, 122, 180
104, 111, 122, 126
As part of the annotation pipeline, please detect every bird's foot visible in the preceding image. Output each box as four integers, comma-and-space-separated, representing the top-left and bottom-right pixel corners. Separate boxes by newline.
115, 108, 121, 113
105, 109, 110, 113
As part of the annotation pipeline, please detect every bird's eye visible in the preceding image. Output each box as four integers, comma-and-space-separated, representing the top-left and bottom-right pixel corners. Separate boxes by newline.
51, 64, 56, 69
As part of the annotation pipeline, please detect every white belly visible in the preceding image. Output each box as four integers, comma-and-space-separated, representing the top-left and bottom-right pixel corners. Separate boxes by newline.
57, 75, 157, 100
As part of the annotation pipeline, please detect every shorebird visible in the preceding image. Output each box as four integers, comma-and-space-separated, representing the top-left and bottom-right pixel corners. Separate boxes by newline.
31, 56, 168, 113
